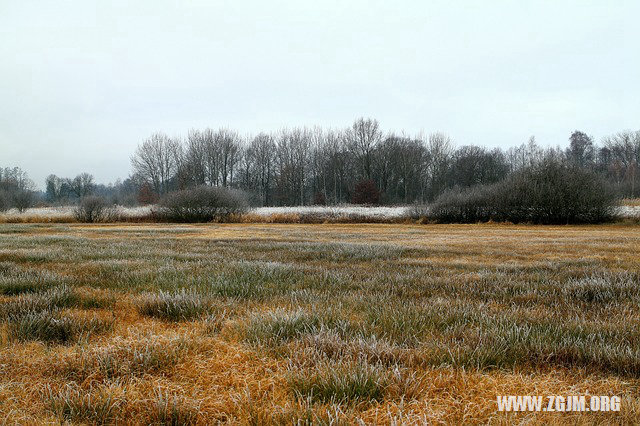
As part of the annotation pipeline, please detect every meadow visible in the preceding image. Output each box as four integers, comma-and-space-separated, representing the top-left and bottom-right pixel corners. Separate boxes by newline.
0, 222, 639, 424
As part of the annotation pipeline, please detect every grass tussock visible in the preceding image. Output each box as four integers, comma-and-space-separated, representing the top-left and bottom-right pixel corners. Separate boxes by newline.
78, 293, 117, 310
300, 330, 413, 367
59, 333, 191, 381
0, 285, 114, 318
0, 285, 80, 318
141, 388, 199, 425
202, 310, 229, 334
242, 309, 336, 346
136, 289, 209, 321
204, 264, 302, 300
0, 264, 65, 295
45, 384, 125, 424
288, 361, 388, 405
6, 310, 113, 344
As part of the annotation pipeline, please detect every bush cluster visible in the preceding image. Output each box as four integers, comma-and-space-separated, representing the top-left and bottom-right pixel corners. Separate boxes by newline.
428, 159, 616, 224
155, 186, 248, 222
73, 196, 115, 223
351, 179, 381, 205
0, 189, 34, 213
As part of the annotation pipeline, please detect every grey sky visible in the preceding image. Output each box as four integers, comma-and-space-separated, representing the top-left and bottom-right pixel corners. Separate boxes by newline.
1, 1, 638, 188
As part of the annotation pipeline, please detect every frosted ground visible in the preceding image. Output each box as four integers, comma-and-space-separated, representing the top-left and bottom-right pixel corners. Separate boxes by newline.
1, 204, 639, 222
252, 205, 410, 218
0, 205, 410, 222
0, 205, 153, 222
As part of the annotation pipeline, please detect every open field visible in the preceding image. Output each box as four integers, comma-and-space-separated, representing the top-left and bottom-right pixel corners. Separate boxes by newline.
0, 223, 639, 424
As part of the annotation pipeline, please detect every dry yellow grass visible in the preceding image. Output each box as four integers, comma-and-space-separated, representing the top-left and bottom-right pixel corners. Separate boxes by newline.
1, 223, 639, 424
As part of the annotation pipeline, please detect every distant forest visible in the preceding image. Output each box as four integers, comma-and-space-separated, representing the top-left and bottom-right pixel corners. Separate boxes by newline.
2, 118, 639, 210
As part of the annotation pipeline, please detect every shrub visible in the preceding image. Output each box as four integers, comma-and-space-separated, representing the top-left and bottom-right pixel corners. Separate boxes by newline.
351, 180, 380, 205
156, 186, 248, 222
408, 203, 430, 220
12, 190, 34, 213
500, 159, 616, 223
312, 191, 327, 205
427, 184, 501, 223
429, 159, 617, 224
73, 196, 115, 223
137, 182, 158, 205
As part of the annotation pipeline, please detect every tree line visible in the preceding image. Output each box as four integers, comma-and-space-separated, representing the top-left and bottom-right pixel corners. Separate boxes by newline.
130, 118, 640, 206
2, 118, 639, 212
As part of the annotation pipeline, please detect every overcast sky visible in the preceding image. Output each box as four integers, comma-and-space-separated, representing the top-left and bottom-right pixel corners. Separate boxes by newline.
1, 1, 639, 188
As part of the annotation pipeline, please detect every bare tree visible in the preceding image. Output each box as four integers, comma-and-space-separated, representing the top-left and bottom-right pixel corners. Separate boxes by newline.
603, 130, 640, 197
45, 174, 64, 202
131, 133, 182, 195
217, 129, 240, 187
506, 136, 544, 171
376, 135, 427, 203
315, 129, 349, 204
566, 130, 595, 167
425, 133, 454, 200
70, 173, 95, 198
275, 129, 299, 205
347, 118, 382, 180
184, 129, 208, 186
248, 133, 276, 205
0, 167, 35, 212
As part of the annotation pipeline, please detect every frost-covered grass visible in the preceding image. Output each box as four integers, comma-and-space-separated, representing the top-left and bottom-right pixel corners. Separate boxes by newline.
1, 204, 410, 223
1, 223, 640, 423
0, 206, 76, 222
618, 205, 640, 219
0, 205, 154, 223
136, 290, 210, 321
7, 310, 113, 344
244, 205, 414, 223
251, 205, 410, 218
2, 202, 638, 223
